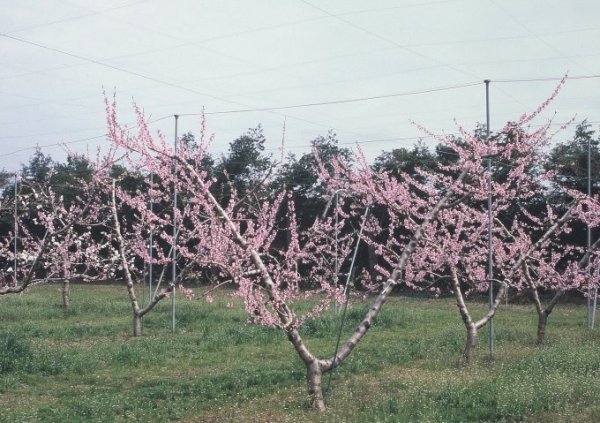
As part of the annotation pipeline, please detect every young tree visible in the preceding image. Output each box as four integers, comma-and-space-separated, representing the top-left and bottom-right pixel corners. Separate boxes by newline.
89, 135, 199, 336
104, 99, 492, 410
327, 124, 538, 364
430, 121, 600, 361
334, 81, 593, 364
505, 198, 600, 344
0, 172, 101, 300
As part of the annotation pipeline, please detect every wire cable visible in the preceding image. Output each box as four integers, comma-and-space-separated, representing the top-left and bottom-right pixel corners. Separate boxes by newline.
177, 81, 481, 116
2, 0, 150, 35
0, 74, 597, 160
0, 114, 171, 158
494, 74, 600, 83
0, 33, 259, 110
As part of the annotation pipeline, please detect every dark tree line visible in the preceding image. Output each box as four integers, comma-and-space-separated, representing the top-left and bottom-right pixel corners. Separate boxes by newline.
1, 120, 598, 289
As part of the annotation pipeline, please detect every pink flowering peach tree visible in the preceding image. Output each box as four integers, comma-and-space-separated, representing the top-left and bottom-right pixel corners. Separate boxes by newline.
90, 115, 200, 336
505, 196, 600, 344
104, 99, 495, 410
0, 168, 105, 299
324, 81, 598, 363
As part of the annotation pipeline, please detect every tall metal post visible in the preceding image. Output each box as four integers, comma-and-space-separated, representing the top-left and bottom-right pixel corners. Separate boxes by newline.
335, 191, 339, 285
13, 174, 17, 286
485, 79, 494, 360
149, 172, 154, 302
587, 131, 594, 328
172, 115, 179, 334
592, 268, 598, 329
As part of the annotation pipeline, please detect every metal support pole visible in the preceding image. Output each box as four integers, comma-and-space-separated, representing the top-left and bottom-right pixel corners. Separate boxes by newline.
149, 173, 154, 302
325, 206, 369, 395
13, 174, 17, 286
592, 268, 598, 329
335, 191, 339, 284
334, 191, 341, 313
172, 115, 178, 334
588, 131, 594, 328
485, 79, 494, 360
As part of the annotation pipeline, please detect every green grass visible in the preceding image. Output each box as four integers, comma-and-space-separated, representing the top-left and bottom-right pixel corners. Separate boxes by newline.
1, 284, 600, 422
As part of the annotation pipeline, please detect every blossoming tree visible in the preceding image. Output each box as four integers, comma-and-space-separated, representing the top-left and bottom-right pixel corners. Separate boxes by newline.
104, 99, 492, 410
101, 79, 596, 408
0, 170, 103, 302
324, 80, 599, 363
507, 198, 600, 344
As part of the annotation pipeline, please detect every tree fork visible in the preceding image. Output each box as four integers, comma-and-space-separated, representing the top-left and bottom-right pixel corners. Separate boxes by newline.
307, 361, 325, 411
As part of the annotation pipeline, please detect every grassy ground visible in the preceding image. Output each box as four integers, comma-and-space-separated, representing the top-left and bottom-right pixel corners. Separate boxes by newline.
1, 284, 600, 422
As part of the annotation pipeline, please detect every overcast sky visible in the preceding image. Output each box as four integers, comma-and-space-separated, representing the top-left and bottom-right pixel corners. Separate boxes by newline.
1, 0, 599, 171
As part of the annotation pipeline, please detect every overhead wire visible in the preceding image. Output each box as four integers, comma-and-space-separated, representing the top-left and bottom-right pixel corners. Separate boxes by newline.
0, 134, 107, 158
2, 0, 151, 36
0, 33, 255, 109
295, 0, 538, 121
2, 3, 598, 138
0, 114, 172, 158
1, 73, 598, 160
30, 0, 462, 67
0, 1, 462, 91
490, 0, 595, 76
5, 115, 596, 162
180, 81, 482, 116
1, 2, 598, 160
0, 33, 373, 143
2, 0, 598, 111
494, 74, 600, 83
0, 2, 442, 86
0, 80, 482, 151
3, 72, 593, 144
0, 0, 522, 116
298, 0, 482, 80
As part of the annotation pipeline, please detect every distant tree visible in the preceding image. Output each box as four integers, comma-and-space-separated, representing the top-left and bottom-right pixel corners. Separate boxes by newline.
50, 155, 94, 205
179, 131, 216, 182
544, 120, 600, 248
276, 131, 351, 229
215, 125, 272, 204
21, 148, 53, 184
546, 120, 600, 195
373, 141, 437, 178
0, 170, 11, 192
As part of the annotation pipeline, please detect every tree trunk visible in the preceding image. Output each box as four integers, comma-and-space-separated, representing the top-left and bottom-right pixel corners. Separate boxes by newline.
529, 282, 562, 345
464, 326, 478, 365
111, 180, 144, 338
306, 361, 325, 411
537, 311, 548, 345
450, 266, 479, 365
133, 313, 142, 337
368, 244, 377, 271
62, 279, 70, 308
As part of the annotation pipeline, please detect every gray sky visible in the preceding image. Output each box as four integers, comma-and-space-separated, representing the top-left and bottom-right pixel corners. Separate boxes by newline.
1, 0, 599, 171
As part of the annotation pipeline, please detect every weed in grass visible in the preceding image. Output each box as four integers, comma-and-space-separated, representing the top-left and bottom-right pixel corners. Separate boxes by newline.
112, 344, 144, 368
